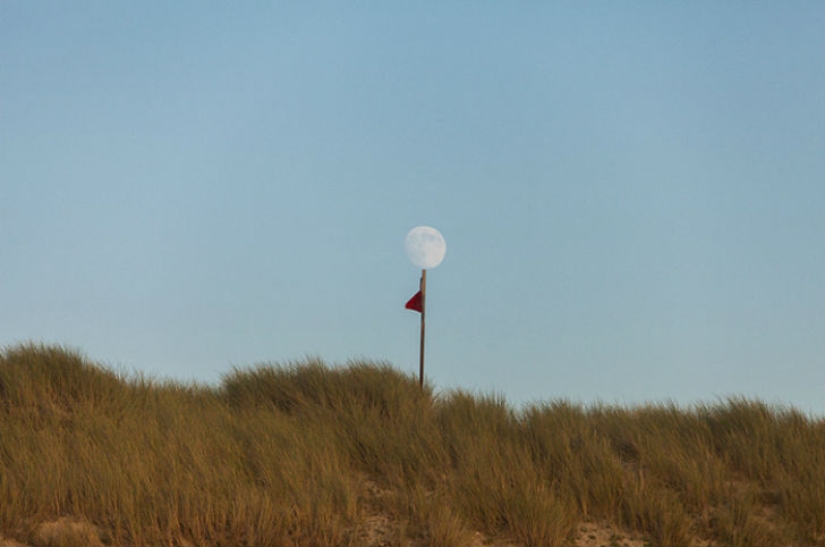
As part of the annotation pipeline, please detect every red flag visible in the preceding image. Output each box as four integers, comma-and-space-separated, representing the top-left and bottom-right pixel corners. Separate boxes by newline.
405, 290, 423, 313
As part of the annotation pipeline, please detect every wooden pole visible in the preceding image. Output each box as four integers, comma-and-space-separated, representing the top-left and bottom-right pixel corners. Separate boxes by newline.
419, 269, 426, 388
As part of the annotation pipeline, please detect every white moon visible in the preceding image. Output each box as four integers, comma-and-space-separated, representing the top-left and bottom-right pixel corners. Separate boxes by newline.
405, 226, 446, 269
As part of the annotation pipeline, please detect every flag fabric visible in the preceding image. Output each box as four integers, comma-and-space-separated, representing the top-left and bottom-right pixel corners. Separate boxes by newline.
405, 290, 423, 313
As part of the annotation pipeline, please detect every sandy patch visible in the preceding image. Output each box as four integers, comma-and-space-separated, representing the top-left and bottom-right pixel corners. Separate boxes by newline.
573, 521, 646, 547
32, 517, 102, 547
0, 534, 27, 547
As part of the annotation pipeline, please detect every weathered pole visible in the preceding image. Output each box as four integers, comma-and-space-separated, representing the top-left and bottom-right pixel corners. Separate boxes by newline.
418, 269, 426, 388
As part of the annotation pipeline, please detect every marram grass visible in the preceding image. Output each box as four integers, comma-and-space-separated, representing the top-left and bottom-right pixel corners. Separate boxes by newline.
1, 343, 824, 546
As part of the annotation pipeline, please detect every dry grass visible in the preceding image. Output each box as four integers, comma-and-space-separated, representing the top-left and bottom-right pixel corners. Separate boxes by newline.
1, 343, 824, 546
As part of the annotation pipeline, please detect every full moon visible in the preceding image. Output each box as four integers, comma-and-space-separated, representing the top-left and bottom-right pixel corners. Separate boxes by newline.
405, 226, 446, 269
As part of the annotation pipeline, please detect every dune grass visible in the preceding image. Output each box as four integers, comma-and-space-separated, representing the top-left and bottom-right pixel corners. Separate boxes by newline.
1, 343, 824, 546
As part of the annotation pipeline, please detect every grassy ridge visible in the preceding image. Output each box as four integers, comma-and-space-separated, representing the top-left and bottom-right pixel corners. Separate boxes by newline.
1, 343, 824, 546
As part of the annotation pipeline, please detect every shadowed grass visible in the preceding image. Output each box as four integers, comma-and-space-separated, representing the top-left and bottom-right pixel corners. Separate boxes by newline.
1, 343, 824, 546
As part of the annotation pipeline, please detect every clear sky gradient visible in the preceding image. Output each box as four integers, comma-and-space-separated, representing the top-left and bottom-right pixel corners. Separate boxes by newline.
3, 3, 824, 415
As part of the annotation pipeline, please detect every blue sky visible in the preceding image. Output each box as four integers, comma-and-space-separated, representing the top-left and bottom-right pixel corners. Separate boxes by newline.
3, 3, 824, 415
